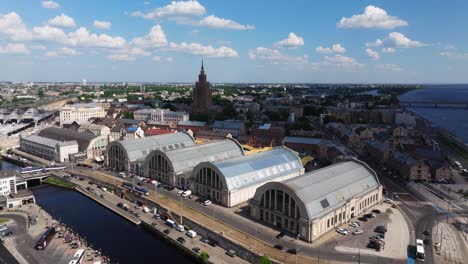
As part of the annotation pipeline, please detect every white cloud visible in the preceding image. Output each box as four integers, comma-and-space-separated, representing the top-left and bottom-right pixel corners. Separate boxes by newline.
45, 51, 59, 57
248, 47, 308, 64
167, 42, 238, 58
198, 15, 254, 30
440, 51, 468, 60
31, 45, 47, 50
44, 47, 78, 57
375, 64, 403, 72
313, 54, 364, 70
315, 44, 346, 54
274, 32, 304, 48
115, 47, 151, 56
366, 32, 426, 49
365, 48, 379, 60
337, 5, 408, 29
32, 25, 68, 43
381, 47, 395, 53
60, 47, 78, 56
67, 27, 126, 48
93, 20, 112, 30
0, 12, 31, 41
107, 54, 136, 61
132, 0, 206, 19
42, 1, 60, 9
144, 1, 150, 5
131, 25, 167, 48
0, 43, 30, 55
152, 56, 174, 62
48, 14, 76, 28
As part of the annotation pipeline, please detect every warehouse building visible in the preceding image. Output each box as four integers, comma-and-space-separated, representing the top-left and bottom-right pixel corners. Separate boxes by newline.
145, 139, 244, 189
20, 134, 78, 162
38, 127, 108, 160
249, 159, 383, 243
192, 147, 304, 208
106, 131, 195, 175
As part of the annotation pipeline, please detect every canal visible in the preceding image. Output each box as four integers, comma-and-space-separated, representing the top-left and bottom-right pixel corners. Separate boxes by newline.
0, 159, 20, 170
31, 185, 193, 264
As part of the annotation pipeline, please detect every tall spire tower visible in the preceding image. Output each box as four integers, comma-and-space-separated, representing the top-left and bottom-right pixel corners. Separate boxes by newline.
192, 60, 212, 114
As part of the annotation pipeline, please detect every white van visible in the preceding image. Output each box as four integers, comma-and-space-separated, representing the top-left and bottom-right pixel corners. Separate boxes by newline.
182, 190, 192, 197
176, 225, 185, 232
142, 206, 150, 213
118, 172, 126, 178
186, 230, 197, 238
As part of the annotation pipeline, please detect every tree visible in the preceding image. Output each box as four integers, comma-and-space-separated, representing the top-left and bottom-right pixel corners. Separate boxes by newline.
200, 251, 209, 263
258, 256, 272, 264
122, 111, 134, 119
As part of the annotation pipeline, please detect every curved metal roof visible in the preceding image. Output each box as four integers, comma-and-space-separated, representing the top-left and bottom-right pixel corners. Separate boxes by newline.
147, 139, 244, 174
196, 147, 303, 191
107, 131, 195, 162
38, 127, 99, 152
275, 160, 380, 220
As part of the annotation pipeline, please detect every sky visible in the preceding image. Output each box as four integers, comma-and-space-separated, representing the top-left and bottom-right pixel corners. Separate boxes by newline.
0, 0, 468, 83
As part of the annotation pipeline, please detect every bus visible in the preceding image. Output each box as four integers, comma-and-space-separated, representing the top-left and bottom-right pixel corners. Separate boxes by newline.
416, 239, 425, 261
122, 182, 149, 196
68, 249, 85, 264
35, 227, 56, 250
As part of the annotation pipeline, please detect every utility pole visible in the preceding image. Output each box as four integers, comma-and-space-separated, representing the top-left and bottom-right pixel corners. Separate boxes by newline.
180, 194, 183, 225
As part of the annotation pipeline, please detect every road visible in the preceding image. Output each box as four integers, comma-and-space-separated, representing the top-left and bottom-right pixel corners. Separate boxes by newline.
69, 167, 401, 264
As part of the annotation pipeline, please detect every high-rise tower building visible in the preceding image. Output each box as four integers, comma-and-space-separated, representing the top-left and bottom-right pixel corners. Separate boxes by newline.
191, 61, 212, 114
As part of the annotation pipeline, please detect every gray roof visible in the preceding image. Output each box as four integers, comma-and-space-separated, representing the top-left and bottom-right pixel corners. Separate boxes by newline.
109, 131, 195, 162
283, 137, 326, 145
199, 147, 303, 191
282, 160, 380, 220
38, 127, 97, 152
365, 140, 390, 152
178, 120, 207, 127
211, 120, 243, 130
22, 135, 60, 148
150, 139, 244, 174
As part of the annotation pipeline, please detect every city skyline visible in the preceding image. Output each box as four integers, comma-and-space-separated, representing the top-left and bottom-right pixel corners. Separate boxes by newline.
1, 1, 468, 83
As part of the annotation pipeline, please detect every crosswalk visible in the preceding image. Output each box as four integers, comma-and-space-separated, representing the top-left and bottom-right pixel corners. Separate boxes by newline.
2, 232, 27, 242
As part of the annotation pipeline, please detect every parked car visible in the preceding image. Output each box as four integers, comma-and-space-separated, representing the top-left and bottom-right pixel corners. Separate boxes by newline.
203, 200, 212, 206
163, 229, 171, 235
200, 237, 209, 243
372, 209, 381, 214
276, 232, 285, 239
287, 248, 298, 254
192, 247, 201, 253
349, 222, 360, 228
226, 249, 237, 257
79, 177, 85, 181
384, 199, 393, 204
423, 230, 430, 236
274, 244, 284, 250
336, 228, 349, 235
208, 240, 218, 247
358, 217, 369, 222
353, 230, 364, 235
177, 237, 186, 244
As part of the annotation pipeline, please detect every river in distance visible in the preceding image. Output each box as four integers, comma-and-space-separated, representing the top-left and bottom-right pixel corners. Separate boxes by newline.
398, 84, 468, 144
31, 185, 193, 264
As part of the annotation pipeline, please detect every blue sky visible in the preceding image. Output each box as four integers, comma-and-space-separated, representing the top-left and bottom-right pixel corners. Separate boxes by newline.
0, 0, 467, 83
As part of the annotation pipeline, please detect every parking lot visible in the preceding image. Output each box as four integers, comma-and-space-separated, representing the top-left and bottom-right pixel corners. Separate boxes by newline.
323, 203, 409, 259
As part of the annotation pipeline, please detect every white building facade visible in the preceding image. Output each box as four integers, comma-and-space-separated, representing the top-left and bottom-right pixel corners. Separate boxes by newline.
59, 103, 106, 125
134, 108, 189, 125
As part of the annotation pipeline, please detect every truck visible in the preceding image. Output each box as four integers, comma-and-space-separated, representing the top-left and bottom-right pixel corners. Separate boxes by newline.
186, 230, 197, 238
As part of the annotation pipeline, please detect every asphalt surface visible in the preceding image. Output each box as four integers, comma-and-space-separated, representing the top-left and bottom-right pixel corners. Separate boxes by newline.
75, 168, 401, 263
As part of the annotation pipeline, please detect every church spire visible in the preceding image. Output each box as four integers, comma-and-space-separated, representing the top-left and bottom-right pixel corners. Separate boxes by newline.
201, 59, 204, 73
